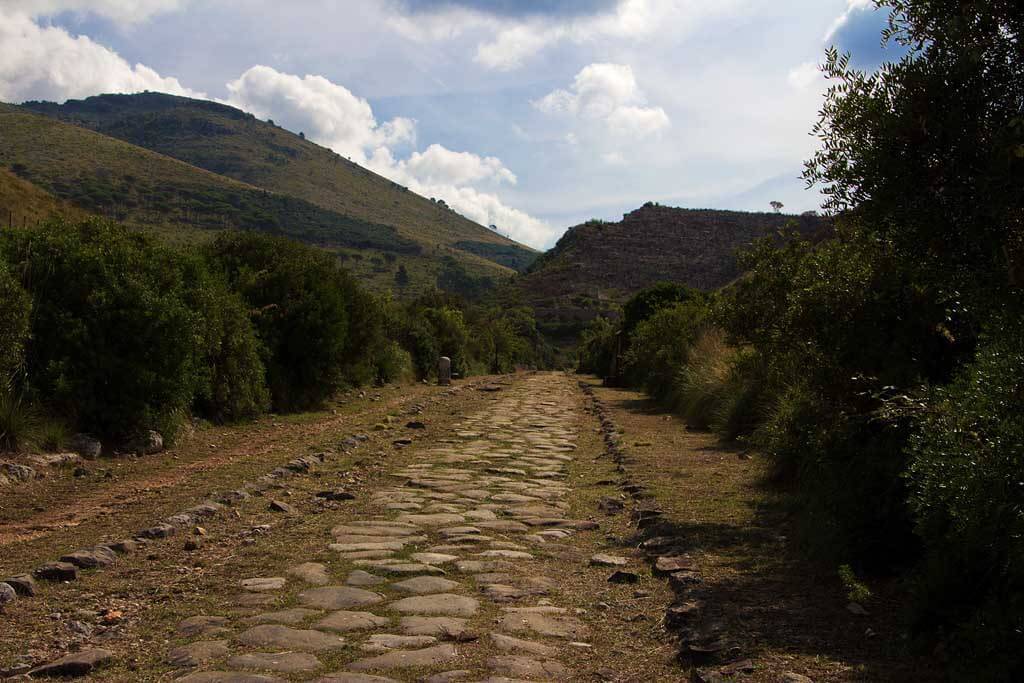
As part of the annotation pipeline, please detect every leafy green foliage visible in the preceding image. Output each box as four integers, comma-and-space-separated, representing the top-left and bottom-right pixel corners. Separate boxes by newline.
0, 258, 30, 384
206, 232, 358, 411
906, 319, 1024, 679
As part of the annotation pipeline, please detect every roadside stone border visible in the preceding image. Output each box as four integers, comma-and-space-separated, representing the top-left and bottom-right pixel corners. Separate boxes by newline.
578, 380, 746, 677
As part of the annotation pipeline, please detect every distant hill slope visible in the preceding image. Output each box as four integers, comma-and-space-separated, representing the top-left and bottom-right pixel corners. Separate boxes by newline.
20, 93, 537, 273
515, 203, 826, 343
0, 167, 91, 228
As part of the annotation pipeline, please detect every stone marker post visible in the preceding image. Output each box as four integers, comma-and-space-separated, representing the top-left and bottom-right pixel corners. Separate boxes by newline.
438, 356, 451, 386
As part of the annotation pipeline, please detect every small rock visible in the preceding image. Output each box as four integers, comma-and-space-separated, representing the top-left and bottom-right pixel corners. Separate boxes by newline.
406, 421, 426, 429
316, 489, 355, 501
35, 562, 78, 582
589, 553, 628, 568
846, 602, 869, 616
194, 526, 207, 535
781, 673, 813, 683
654, 555, 695, 576
28, 648, 113, 677
393, 438, 413, 446
608, 570, 640, 584
68, 433, 102, 459
129, 430, 164, 455
597, 497, 624, 513
0, 582, 16, 606
3, 574, 35, 597
184, 539, 201, 552
269, 500, 295, 513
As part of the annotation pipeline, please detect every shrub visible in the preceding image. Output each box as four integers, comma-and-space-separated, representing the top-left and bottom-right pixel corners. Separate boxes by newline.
2, 218, 203, 440
906, 320, 1024, 680
673, 327, 735, 429
207, 232, 360, 411
374, 341, 413, 385
622, 301, 708, 399
184, 256, 270, 422
0, 259, 30, 384
0, 386, 39, 453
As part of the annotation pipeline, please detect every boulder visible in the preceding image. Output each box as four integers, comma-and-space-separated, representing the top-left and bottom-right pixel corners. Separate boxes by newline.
128, 430, 164, 455
0, 582, 16, 606
3, 574, 36, 596
68, 434, 102, 459
35, 562, 78, 582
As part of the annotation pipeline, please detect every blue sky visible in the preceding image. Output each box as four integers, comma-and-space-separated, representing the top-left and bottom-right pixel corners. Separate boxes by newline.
0, 0, 900, 248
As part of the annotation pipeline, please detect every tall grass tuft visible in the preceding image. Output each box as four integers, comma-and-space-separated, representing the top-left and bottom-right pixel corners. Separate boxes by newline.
0, 386, 40, 453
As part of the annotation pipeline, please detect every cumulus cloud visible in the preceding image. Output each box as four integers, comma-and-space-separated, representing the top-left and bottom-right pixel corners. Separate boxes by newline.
223, 65, 549, 247
534, 63, 669, 138
824, 0, 873, 43
4, 0, 187, 24
223, 66, 415, 164
0, 10, 202, 103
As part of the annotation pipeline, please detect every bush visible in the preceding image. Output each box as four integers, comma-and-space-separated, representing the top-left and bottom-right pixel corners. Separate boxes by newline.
0, 259, 30, 384
374, 341, 413, 385
0, 387, 39, 453
906, 320, 1024, 680
622, 301, 708, 399
207, 232, 361, 411
2, 218, 204, 440
184, 256, 269, 422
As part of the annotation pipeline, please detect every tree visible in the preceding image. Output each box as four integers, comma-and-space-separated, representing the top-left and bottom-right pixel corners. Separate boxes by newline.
770, 200, 784, 213
395, 264, 410, 289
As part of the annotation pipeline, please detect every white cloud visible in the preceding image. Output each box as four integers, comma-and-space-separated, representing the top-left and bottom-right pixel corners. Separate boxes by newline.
223, 64, 550, 247
534, 63, 669, 138
223, 66, 415, 164
401, 144, 517, 186
824, 0, 873, 42
0, 9, 202, 103
470, 0, 745, 71
787, 60, 822, 90
4, 0, 187, 24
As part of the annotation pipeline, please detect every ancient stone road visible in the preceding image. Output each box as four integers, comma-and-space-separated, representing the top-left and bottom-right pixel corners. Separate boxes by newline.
168, 374, 604, 682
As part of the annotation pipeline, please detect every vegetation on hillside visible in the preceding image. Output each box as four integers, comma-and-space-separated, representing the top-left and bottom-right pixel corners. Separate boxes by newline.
579, 2, 1023, 679
0, 218, 551, 453
20, 93, 537, 274
517, 205, 824, 345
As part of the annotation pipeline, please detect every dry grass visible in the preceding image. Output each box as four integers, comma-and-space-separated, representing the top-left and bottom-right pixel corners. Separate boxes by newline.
587, 378, 942, 683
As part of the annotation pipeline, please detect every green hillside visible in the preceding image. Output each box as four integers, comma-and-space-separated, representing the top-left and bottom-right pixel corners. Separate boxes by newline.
21, 93, 537, 269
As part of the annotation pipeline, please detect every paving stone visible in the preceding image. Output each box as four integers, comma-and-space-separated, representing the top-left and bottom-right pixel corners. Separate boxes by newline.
236, 625, 347, 651
486, 655, 568, 678
489, 633, 558, 657
288, 562, 330, 585
346, 570, 386, 586
232, 593, 278, 608
314, 610, 390, 633
475, 550, 534, 560
298, 586, 384, 610
590, 554, 629, 567
167, 641, 231, 668
411, 552, 459, 565
347, 644, 459, 671
388, 594, 480, 617
396, 513, 465, 526
178, 615, 232, 637
373, 563, 446, 576
28, 649, 113, 677
241, 577, 286, 592
392, 576, 461, 594
498, 607, 587, 639
398, 616, 471, 638
424, 671, 472, 682
360, 634, 437, 652
312, 673, 398, 682
226, 652, 322, 673
330, 540, 410, 552
244, 608, 321, 625
176, 673, 286, 683
332, 525, 420, 537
